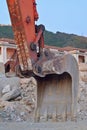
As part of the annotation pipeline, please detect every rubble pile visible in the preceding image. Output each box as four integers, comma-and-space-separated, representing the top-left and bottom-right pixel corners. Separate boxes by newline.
0, 76, 37, 122
0, 70, 87, 122
20, 77, 37, 114
77, 71, 87, 120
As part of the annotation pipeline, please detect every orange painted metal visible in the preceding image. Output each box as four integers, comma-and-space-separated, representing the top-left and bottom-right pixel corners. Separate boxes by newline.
33, 0, 39, 21
7, 0, 39, 71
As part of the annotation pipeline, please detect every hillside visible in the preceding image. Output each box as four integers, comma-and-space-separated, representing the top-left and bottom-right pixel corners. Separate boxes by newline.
0, 25, 87, 49
0, 25, 14, 39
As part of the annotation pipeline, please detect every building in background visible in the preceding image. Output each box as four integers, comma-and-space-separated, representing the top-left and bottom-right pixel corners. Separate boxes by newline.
0, 38, 16, 64
45, 45, 87, 64
0, 38, 87, 72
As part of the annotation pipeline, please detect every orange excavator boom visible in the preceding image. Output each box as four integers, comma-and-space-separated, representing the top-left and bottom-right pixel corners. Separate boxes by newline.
7, 0, 44, 72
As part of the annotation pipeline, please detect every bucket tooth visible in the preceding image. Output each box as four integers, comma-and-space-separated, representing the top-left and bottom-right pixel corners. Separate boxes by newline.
61, 106, 67, 122
34, 108, 40, 122
52, 107, 57, 122
40, 108, 48, 122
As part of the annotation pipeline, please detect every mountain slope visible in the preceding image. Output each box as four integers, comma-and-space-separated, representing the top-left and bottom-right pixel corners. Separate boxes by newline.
0, 25, 87, 49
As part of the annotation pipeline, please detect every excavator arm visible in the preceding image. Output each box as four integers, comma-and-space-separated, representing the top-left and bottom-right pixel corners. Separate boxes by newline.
7, 0, 44, 73
6, 0, 79, 122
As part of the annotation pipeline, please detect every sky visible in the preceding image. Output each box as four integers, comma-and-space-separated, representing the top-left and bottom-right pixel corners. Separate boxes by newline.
0, 0, 87, 36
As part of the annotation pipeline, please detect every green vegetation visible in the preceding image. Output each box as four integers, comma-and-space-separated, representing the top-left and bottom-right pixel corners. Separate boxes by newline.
44, 31, 87, 49
0, 25, 87, 49
0, 25, 14, 39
